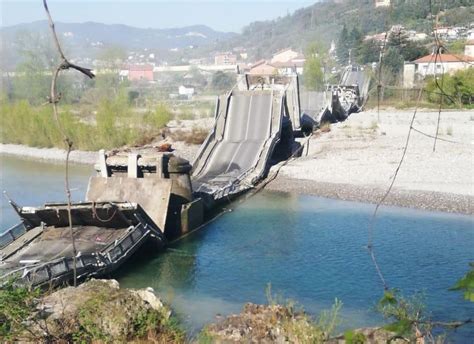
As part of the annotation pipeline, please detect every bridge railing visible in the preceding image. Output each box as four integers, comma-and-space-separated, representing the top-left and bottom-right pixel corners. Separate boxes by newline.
0, 222, 27, 250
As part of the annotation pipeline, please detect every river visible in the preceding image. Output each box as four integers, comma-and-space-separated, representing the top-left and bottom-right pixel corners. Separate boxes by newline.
1, 155, 473, 341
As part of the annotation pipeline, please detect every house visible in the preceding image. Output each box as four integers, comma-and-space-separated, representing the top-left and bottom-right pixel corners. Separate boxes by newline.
271, 48, 300, 64
270, 48, 306, 75
375, 0, 390, 8
178, 85, 195, 98
128, 64, 154, 82
403, 53, 474, 88
214, 52, 237, 65
248, 60, 278, 75
272, 60, 305, 75
465, 40, 474, 57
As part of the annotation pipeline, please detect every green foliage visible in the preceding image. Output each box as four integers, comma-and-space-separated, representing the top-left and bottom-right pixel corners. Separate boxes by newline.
316, 298, 343, 339
447, 39, 467, 54
0, 280, 41, 341
450, 263, 474, 302
425, 68, 474, 106
71, 285, 184, 343
98, 45, 127, 69
336, 25, 350, 64
211, 71, 236, 91
144, 103, 173, 129
264, 283, 342, 342
382, 30, 429, 83
304, 55, 324, 90
304, 42, 330, 90
197, 327, 215, 344
357, 39, 381, 64
383, 47, 405, 80
337, 26, 364, 65
0, 94, 173, 150
344, 330, 367, 344
377, 289, 427, 340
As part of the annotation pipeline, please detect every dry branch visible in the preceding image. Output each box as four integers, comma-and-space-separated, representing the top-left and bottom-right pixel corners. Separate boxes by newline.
43, 0, 95, 287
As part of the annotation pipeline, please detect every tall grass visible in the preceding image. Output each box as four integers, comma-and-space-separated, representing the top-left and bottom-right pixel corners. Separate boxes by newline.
0, 95, 172, 151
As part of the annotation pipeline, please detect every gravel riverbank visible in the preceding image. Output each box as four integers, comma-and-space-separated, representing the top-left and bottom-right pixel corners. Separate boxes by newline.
266, 109, 473, 215
0, 141, 201, 166
0, 143, 98, 164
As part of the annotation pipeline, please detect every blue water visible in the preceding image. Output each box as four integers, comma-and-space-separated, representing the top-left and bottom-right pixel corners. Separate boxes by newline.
0, 154, 92, 230
117, 192, 474, 341
1, 156, 473, 341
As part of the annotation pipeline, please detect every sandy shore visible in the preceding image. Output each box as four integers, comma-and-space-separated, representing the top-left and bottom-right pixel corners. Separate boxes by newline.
267, 109, 473, 214
0, 143, 98, 165
0, 141, 201, 166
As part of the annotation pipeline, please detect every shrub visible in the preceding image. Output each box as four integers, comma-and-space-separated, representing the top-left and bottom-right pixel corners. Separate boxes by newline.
0, 96, 174, 151
425, 68, 474, 106
144, 104, 172, 129
0, 281, 42, 341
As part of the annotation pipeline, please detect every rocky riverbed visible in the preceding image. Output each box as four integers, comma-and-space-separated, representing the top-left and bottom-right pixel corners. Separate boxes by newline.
267, 109, 474, 214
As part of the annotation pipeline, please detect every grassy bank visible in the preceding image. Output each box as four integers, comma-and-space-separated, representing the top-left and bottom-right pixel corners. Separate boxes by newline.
0, 95, 172, 151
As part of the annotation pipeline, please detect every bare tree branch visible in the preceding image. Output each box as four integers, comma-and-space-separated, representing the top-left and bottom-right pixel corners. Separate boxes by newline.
42, 0, 95, 79
43, 0, 95, 287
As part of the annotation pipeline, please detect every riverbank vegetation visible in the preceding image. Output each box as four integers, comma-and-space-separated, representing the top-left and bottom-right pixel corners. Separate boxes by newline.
0, 92, 173, 151
0, 279, 184, 343
1, 272, 472, 343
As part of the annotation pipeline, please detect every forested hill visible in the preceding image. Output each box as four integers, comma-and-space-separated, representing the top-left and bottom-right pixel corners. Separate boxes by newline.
221, 0, 473, 60
0, 21, 236, 70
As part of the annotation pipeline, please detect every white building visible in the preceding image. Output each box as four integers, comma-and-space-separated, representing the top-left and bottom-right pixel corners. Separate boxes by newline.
178, 85, 195, 98
403, 53, 474, 88
375, 0, 390, 8
465, 40, 474, 57
270, 48, 306, 75
271, 48, 301, 64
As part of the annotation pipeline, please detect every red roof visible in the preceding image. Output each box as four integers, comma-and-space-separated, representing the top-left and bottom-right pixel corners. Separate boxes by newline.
413, 53, 474, 63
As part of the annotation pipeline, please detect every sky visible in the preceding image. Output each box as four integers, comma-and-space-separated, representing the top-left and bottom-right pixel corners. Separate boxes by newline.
0, 0, 314, 33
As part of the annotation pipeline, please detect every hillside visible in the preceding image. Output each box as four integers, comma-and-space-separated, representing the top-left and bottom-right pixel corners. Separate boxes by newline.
0, 21, 236, 69
221, 0, 474, 60
1, 0, 472, 70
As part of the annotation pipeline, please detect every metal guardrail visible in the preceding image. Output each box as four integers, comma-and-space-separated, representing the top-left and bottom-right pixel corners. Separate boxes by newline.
2, 217, 160, 287
0, 222, 27, 249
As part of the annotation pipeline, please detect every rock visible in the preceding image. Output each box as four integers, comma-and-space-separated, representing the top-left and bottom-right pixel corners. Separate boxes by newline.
329, 327, 405, 344
33, 279, 175, 342
131, 287, 166, 312
203, 303, 320, 343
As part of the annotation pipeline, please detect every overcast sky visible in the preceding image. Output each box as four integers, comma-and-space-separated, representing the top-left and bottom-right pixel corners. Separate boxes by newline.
1, 0, 314, 32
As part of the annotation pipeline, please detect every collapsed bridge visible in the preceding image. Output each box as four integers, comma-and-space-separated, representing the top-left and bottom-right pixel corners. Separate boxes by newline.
0, 74, 302, 287
192, 74, 300, 203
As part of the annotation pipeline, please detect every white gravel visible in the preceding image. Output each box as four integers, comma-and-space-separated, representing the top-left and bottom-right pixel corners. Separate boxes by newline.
0, 143, 98, 165
280, 109, 474, 196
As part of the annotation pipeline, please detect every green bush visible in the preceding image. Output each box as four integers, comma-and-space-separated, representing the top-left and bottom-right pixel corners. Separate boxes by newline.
0, 281, 41, 341
425, 68, 474, 106
144, 104, 172, 129
0, 93, 173, 151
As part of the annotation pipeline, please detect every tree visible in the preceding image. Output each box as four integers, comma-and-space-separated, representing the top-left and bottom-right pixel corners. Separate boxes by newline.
425, 68, 474, 105
98, 45, 126, 70
304, 42, 329, 90
12, 31, 63, 104
357, 39, 381, 64
383, 47, 404, 82
211, 71, 235, 91
303, 56, 324, 91
336, 25, 350, 64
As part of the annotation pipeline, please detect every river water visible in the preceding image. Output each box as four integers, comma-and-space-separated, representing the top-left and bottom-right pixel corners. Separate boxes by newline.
1, 155, 473, 341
